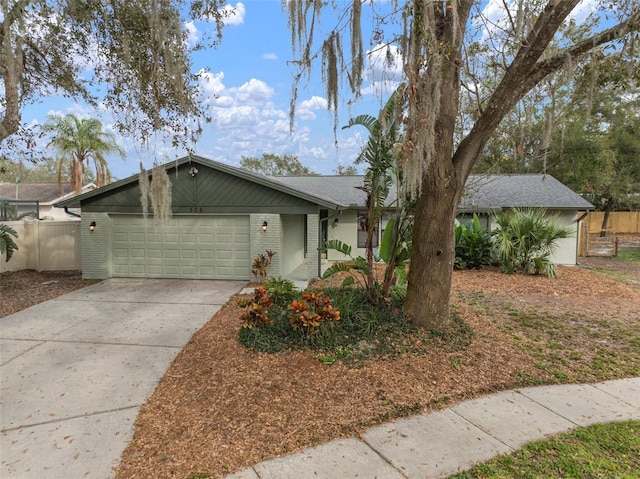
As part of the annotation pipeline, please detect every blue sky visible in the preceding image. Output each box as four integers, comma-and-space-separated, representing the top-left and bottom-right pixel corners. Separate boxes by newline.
14, 0, 607, 181
18, 1, 403, 180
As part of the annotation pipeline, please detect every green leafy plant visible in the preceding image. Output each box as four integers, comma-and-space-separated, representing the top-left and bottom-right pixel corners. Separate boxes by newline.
251, 250, 275, 282
0, 224, 19, 262
493, 208, 572, 279
332, 84, 412, 302
0, 201, 37, 221
289, 291, 340, 336
240, 288, 274, 329
454, 214, 494, 269
262, 276, 298, 305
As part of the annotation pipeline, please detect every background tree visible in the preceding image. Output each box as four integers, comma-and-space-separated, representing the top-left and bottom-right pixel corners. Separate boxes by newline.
472, 58, 640, 236
0, 0, 229, 146
42, 114, 125, 194
555, 98, 640, 233
0, 157, 96, 184
334, 164, 358, 175
239, 153, 318, 176
286, 1, 640, 329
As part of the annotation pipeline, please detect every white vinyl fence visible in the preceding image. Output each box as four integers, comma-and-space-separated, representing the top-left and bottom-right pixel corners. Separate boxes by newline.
1, 220, 81, 273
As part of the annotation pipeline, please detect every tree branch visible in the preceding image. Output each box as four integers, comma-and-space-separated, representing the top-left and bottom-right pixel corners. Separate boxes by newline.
453, 4, 640, 179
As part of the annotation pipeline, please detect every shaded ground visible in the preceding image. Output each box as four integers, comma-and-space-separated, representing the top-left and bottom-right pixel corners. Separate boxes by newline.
2, 263, 639, 479
578, 256, 640, 286
0, 270, 100, 317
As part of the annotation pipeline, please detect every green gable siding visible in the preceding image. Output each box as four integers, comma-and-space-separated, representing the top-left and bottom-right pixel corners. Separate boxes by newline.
81, 162, 319, 214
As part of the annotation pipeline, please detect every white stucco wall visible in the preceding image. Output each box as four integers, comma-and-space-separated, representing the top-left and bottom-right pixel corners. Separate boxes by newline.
323, 208, 580, 272
488, 209, 579, 266
325, 209, 369, 260
549, 210, 579, 266
280, 214, 305, 276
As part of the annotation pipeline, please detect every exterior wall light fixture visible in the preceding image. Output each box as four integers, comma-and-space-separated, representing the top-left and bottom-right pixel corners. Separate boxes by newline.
262, 221, 268, 232
333, 217, 339, 228
89, 221, 96, 232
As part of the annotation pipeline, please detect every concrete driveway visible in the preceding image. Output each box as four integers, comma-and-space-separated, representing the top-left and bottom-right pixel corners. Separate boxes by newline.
0, 278, 245, 479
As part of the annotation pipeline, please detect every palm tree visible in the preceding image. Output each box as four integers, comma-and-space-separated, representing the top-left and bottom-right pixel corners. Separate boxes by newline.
325, 85, 408, 301
42, 114, 125, 194
493, 208, 572, 279
0, 223, 19, 263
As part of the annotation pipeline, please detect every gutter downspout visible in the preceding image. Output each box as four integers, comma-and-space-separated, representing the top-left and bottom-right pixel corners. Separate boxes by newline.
65, 207, 81, 218
575, 211, 590, 263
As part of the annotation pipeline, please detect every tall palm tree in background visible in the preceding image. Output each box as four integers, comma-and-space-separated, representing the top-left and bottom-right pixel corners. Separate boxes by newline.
42, 114, 125, 194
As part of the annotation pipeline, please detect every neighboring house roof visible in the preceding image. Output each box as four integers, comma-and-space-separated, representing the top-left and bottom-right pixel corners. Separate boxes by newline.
0, 182, 96, 205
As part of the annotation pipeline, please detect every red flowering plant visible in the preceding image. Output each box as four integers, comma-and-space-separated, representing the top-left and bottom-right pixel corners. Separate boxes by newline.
289, 291, 340, 336
241, 287, 274, 329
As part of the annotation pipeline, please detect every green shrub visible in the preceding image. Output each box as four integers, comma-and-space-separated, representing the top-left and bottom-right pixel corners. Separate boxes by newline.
454, 214, 494, 269
240, 288, 273, 329
262, 276, 298, 305
289, 291, 340, 337
493, 208, 572, 279
238, 287, 472, 364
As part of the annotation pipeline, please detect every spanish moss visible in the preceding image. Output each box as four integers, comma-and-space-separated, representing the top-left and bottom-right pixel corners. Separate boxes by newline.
149, 163, 172, 224
139, 162, 150, 219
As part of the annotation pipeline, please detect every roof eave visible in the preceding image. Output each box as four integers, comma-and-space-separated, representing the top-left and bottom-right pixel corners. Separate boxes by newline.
55, 155, 348, 210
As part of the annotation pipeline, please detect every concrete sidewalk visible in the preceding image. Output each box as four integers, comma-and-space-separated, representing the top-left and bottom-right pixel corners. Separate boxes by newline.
0, 278, 245, 479
227, 378, 640, 479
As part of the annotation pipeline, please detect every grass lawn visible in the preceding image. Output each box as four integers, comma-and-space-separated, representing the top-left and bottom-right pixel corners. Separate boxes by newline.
449, 420, 640, 479
616, 247, 640, 263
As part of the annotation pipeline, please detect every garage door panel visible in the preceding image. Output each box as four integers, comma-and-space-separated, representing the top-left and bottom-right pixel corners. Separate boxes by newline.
181, 249, 197, 260
111, 215, 250, 279
147, 249, 162, 259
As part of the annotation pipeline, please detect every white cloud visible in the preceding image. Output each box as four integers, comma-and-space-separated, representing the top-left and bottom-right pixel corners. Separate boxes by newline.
184, 21, 199, 48
297, 96, 328, 120
476, 1, 598, 43
362, 43, 404, 97
197, 70, 235, 108
219, 2, 246, 26
233, 79, 274, 103
568, 0, 598, 23
262, 52, 278, 60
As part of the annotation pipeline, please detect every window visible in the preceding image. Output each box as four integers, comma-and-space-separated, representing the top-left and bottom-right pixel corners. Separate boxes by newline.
357, 211, 379, 248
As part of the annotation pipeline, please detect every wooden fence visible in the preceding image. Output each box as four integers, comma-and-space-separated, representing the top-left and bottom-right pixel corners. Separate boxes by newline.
0, 220, 81, 273
586, 211, 640, 234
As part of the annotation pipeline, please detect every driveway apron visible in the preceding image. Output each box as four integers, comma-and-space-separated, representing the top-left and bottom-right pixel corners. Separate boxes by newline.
0, 278, 245, 479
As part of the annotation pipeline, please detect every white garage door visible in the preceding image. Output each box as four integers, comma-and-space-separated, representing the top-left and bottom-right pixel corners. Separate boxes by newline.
111, 215, 250, 279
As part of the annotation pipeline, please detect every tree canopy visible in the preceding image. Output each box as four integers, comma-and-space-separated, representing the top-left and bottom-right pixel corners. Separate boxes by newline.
0, 0, 229, 146
42, 114, 124, 193
285, 0, 640, 328
239, 153, 318, 176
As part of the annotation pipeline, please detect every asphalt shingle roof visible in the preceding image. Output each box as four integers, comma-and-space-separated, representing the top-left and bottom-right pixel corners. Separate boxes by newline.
52, 153, 593, 212
269, 175, 370, 207
0, 183, 74, 203
459, 174, 594, 210
274, 174, 594, 210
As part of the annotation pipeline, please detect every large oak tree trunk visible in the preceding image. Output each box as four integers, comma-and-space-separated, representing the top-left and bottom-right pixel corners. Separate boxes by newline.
404, 148, 464, 329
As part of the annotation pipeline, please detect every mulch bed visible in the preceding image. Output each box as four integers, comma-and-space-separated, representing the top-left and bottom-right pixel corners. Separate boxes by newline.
0, 270, 99, 317
2, 263, 638, 479
115, 265, 639, 479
